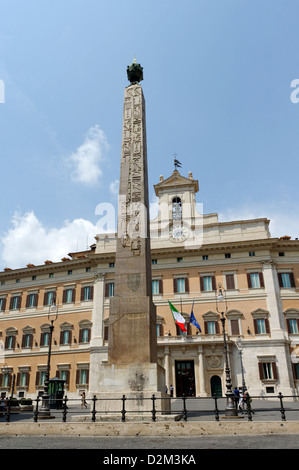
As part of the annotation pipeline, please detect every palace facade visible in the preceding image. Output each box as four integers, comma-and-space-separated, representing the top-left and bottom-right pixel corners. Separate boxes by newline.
1, 169, 299, 399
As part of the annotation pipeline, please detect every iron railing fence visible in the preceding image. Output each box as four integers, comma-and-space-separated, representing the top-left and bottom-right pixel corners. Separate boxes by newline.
1, 393, 299, 423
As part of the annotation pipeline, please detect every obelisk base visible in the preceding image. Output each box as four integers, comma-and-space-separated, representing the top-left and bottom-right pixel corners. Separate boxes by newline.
89, 362, 176, 421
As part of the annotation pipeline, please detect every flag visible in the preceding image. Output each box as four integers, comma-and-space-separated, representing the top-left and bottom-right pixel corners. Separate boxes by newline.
190, 302, 201, 332
168, 300, 187, 332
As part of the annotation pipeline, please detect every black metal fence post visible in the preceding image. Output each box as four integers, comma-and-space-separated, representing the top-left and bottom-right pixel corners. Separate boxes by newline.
33, 396, 39, 422
92, 395, 97, 422
182, 394, 187, 421
121, 395, 126, 422
151, 394, 156, 422
278, 392, 286, 421
6, 399, 10, 423
62, 395, 68, 422
213, 394, 219, 421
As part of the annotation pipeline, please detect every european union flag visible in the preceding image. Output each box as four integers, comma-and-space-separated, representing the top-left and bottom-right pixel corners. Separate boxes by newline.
190, 302, 201, 332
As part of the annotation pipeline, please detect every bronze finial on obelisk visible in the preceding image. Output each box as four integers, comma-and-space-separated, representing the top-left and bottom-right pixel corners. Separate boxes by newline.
108, 59, 157, 364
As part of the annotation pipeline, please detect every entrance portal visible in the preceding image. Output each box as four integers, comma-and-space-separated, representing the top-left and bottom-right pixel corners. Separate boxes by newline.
175, 360, 196, 397
210, 375, 222, 397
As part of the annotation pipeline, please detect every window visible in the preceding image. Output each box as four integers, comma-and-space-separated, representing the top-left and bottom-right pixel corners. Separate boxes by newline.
0, 297, 6, 312
173, 277, 189, 294
26, 293, 38, 308
61, 330, 71, 345
44, 291, 55, 306
286, 319, 299, 334
204, 321, 219, 335
76, 368, 89, 386
40, 331, 49, 347
225, 253, 231, 259
225, 274, 235, 290
202, 255, 208, 261
105, 282, 115, 298
152, 279, 163, 295
249, 252, 255, 257
200, 275, 216, 292
5, 335, 15, 350
9, 295, 21, 310
156, 324, 164, 337
278, 272, 296, 288
79, 328, 91, 344
177, 257, 183, 263
247, 272, 264, 289
152, 259, 157, 265
254, 318, 270, 335
81, 286, 93, 301
109, 262, 115, 268
32, 276, 36, 281
17, 372, 29, 388
63, 288, 75, 304
86, 267, 91, 272
22, 333, 33, 348
172, 197, 182, 221
293, 363, 299, 380
67, 270, 72, 275
278, 252, 285, 257
49, 273, 54, 278
230, 319, 240, 336
16, 279, 20, 284
258, 361, 278, 381
36, 370, 46, 387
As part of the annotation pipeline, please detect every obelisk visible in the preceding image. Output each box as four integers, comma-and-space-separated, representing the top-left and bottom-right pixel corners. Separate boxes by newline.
108, 59, 157, 364
93, 60, 168, 419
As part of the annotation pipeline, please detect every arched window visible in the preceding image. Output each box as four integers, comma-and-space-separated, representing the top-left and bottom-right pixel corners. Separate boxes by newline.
172, 197, 182, 221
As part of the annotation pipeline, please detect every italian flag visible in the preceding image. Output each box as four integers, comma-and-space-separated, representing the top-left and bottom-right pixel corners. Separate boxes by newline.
168, 300, 187, 332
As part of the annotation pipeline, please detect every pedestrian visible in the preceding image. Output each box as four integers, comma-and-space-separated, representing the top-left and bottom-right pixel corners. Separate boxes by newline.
244, 391, 254, 414
165, 385, 168, 394
170, 385, 174, 397
233, 386, 240, 408
238, 390, 245, 413
0, 396, 6, 415
81, 392, 87, 409
189, 387, 193, 396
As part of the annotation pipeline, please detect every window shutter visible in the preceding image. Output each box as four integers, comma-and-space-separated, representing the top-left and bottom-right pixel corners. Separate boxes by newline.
159, 324, 163, 336
1, 298, 6, 312
272, 362, 278, 380
204, 322, 208, 334
29, 334, 33, 348
60, 331, 64, 345
16, 373, 20, 386
226, 274, 235, 290
86, 369, 89, 385
176, 324, 181, 335
35, 372, 40, 386
56, 370, 60, 378
11, 336, 16, 349
17, 296, 21, 309
215, 321, 220, 334
290, 273, 296, 288
258, 363, 264, 380
185, 278, 189, 293
104, 325, 109, 341
105, 284, 109, 298
286, 319, 291, 334
278, 273, 283, 288
76, 370, 80, 385
72, 289, 75, 302
265, 318, 270, 334
173, 278, 177, 293
80, 287, 84, 301
247, 273, 252, 288
21, 335, 26, 348
212, 276, 216, 291
0, 374, 2, 387
253, 319, 258, 334
62, 290, 67, 304
259, 272, 264, 288
88, 328, 91, 342
9, 297, 13, 310
66, 370, 70, 386
26, 295, 30, 308
43, 292, 48, 305
40, 333, 44, 346
231, 319, 239, 335
5, 336, 9, 349
79, 329, 83, 343
293, 363, 299, 380
200, 277, 204, 292
68, 330, 72, 344
26, 373, 30, 387
159, 279, 163, 295
90, 286, 94, 300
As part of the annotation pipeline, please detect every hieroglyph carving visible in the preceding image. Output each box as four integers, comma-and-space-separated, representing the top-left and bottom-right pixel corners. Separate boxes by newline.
120, 85, 146, 254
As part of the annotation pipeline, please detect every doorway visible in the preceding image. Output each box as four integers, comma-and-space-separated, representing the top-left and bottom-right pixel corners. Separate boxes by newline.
175, 360, 196, 397
210, 375, 222, 397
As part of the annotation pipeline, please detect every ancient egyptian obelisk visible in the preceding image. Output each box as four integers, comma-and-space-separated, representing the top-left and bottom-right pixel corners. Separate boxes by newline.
94, 60, 167, 417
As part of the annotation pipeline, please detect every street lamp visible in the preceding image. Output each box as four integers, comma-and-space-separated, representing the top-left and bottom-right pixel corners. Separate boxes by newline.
39, 294, 58, 419
215, 284, 238, 417
236, 336, 247, 394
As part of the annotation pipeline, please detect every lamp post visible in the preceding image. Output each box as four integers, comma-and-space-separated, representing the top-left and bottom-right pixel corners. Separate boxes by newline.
39, 295, 58, 419
215, 284, 238, 417
236, 337, 247, 394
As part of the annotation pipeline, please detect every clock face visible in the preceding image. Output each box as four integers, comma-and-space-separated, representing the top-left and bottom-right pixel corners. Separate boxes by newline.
169, 223, 189, 242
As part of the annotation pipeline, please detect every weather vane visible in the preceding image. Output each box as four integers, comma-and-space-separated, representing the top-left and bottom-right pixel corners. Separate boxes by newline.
173, 153, 182, 170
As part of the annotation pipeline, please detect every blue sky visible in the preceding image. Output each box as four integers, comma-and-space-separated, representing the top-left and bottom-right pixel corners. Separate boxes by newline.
0, 0, 299, 270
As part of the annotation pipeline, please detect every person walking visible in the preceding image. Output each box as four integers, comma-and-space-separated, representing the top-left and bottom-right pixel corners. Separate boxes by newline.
81, 392, 87, 409
170, 385, 174, 397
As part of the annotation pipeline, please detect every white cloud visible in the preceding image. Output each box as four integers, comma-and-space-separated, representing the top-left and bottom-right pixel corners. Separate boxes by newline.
109, 179, 119, 196
67, 125, 109, 185
0, 211, 102, 269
